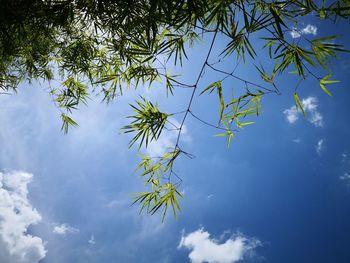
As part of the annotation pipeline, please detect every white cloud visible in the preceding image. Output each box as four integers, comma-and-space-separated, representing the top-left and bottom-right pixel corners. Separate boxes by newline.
53, 224, 79, 236
283, 96, 324, 127
178, 228, 261, 263
301, 24, 317, 35
88, 235, 96, 245
284, 106, 299, 124
293, 138, 302, 143
309, 111, 323, 127
0, 171, 46, 263
145, 118, 190, 157
316, 139, 324, 155
290, 29, 301, 38
290, 24, 317, 38
302, 96, 318, 111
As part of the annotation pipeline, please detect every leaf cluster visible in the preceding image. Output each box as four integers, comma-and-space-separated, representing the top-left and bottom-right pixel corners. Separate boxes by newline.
122, 97, 169, 149
133, 150, 183, 222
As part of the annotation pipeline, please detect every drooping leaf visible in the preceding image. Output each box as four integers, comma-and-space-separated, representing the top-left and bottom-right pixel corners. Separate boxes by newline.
294, 92, 306, 116
61, 113, 79, 134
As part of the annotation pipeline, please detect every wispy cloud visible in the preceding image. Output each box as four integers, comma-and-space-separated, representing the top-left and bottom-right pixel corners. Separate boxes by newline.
293, 138, 302, 143
145, 118, 190, 157
53, 224, 79, 236
178, 228, 261, 263
0, 88, 59, 169
105, 199, 126, 209
339, 154, 350, 188
0, 171, 46, 263
340, 172, 350, 181
88, 235, 96, 245
290, 24, 317, 38
316, 139, 325, 155
341, 153, 347, 162
309, 111, 323, 127
284, 96, 324, 127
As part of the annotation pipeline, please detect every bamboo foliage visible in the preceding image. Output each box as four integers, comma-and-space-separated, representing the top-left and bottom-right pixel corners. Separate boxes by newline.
0, 0, 349, 220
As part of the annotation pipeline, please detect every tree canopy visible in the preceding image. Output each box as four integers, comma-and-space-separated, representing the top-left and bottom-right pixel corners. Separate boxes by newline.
1, 0, 349, 220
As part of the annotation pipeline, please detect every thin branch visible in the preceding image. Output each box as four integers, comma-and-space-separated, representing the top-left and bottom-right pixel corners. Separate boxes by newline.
165, 27, 219, 180
206, 63, 276, 93
173, 27, 219, 149
170, 110, 187, 115
188, 110, 238, 132
166, 119, 180, 130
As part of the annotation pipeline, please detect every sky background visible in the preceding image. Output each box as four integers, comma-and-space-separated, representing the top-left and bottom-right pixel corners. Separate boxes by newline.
1, 15, 350, 263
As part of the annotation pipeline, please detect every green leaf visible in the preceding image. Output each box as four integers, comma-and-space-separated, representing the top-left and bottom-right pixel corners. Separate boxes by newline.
319, 83, 332, 96
240, 121, 255, 126
294, 93, 306, 116
269, 6, 286, 38
122, 97, 169, 149
133, 183, 182, 222
214, 133, 227, 137
200, 81, 225, 121
200, 81, 220, 95
61, 113, 79, 134
319, 74, 340, 96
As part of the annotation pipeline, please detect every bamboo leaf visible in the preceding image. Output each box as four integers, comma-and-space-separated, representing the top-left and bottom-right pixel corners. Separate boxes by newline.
217, 81, 224, 121
61, 113, 79, 134
319, 74, 340, 96
294, 93, 306, 116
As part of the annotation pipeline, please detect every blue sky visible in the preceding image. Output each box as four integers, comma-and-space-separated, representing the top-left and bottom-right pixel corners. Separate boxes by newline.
1, 18, 350, 263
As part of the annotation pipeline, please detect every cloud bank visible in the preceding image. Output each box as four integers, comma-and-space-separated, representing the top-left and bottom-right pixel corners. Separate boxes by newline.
0, 171, 46, 263
178, 228, 260, 263
284, 96, 324, 127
